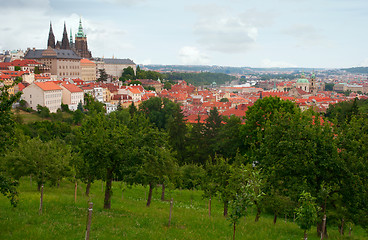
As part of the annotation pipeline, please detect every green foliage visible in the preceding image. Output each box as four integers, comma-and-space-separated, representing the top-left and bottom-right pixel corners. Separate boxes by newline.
34, 66, 40, 74
139, 97, 182, 130
36, 105, 50, 118
295, 191, 318, 233
324, 83, 334, 91
0, 174, 18, 207
14, 66, 21, 71
84, 94, 105, 114
0, 77, 22, 152
219, 98, 229, 102
177, 164, 204, 189
120, 66, 135, 81
129, 80, 142, 85
165, 72, 236, 86
164, 81, 172, 90
325, 97, 365, 125
60, 103, 70, 113
144, 86, 155, 91
97, 69, 108, 82
4, 138, 73, 189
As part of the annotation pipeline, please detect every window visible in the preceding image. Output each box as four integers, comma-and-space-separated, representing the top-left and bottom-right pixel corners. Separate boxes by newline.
30, 94, 32, 98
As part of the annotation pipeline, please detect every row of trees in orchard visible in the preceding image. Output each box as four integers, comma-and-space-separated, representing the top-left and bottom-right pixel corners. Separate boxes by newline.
1, 79, 367, 238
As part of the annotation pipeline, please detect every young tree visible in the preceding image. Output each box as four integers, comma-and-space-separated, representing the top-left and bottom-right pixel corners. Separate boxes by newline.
120, 66, 135, 81
228, 164, 264, 240
295, 191, 318, 240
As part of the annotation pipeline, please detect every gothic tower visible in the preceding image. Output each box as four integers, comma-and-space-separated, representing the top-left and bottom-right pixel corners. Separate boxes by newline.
74, 18, 92, 58
47, 22, 55, 48
310, 71, 316, 94
61, 22, 70, 49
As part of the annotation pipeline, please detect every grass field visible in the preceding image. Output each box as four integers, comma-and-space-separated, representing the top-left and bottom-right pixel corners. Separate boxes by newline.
0, 178, 366, 240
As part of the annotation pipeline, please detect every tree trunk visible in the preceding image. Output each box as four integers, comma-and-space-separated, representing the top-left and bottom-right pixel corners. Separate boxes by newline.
37, 182, 42, 191
85, 180, 91, 196
103, 168, 113, 209
317, 221, 328, 239
273, 213, 277, 224
146, 183, 153, 207
233, 222, 236, 240
321, 214, 327, 239
255, 204, 261, 222
224, 200, 228, 217
161, 183, 165, 201
339, 218, 344, 236
304, 230, 307, 240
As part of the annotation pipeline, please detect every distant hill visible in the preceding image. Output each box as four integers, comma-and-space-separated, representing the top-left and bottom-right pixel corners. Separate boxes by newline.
341, 67, 368, 74
142, 64, 323, 75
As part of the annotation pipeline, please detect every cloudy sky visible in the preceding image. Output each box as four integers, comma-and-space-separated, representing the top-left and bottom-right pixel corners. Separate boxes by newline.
1, 0, 368, 68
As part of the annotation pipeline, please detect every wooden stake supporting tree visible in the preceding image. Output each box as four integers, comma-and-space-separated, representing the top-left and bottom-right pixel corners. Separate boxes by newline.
168, 198, 173, 227
74, 181, 78, 203
39, 184, 44, 215
85, 202, 93, 240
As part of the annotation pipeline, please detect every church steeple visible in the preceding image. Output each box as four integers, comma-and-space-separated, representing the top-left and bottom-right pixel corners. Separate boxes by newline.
47, 21, 55, 48
61, 22, 70, 49
76, 18, 86, 38
69, 28, 74, 47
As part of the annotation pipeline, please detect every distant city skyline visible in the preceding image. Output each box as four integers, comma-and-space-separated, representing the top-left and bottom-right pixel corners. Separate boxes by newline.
1, 0, 368, 68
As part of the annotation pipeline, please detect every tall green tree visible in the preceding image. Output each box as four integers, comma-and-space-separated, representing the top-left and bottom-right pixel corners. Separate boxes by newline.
97, 69, 108, 82
0, 78, 22, 206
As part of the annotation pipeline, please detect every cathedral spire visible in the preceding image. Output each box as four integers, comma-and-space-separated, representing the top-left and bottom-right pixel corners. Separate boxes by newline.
70, 28, 73, 46
76, 18, 85, 38
47, 21, 55, 48
61, 22, 70, 49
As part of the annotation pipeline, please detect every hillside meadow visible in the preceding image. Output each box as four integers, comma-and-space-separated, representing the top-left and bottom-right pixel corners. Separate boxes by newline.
0, 178, 366, 240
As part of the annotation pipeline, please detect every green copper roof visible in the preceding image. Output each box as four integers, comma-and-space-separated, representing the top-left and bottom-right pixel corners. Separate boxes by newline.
75, 18, 85, 38
297, 78, 309, 84
69, 28, 73, 44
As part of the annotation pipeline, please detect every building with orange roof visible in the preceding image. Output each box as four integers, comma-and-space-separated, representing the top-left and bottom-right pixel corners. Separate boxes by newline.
22, 82, 62, 112
60, 83, 84, 110
80, 58, 96, 81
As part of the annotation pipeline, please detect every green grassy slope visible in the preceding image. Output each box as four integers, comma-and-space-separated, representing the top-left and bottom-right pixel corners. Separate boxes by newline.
0, 179, 366, 240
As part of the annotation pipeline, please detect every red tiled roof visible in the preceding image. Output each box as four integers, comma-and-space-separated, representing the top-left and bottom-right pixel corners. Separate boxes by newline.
34, 82, 62, 91
61, 83, 83, 93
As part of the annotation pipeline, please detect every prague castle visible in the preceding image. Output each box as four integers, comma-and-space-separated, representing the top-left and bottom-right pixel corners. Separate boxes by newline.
47, 19, 92, 59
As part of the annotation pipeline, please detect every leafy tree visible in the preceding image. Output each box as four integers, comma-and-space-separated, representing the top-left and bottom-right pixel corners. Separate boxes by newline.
240, 96, 300, 154
139, 97, 182, 130
128, 102, 137, 117
37, 105, 50, 118
219, 98, 229, 102
129, 80, 142, 85
120, 66, 135, 81
177, 164, 204, 189
203, 107, 223, 159
0, 175, 18, 207
0, 78, 22, 207
34, 66, 40, 74
4, 138, 73, 190
167, 104, 187, 163
14, 66, 21, 71
144, 86, 155, 91
84, 94, 105, 114
295, 191, 318, 240
164, 81, 172, 90
228, 164, 264, 240
324, 83, 334, 91
97, 69, 108, 82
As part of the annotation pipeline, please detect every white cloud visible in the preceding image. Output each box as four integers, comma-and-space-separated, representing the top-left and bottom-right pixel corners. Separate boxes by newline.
283, 24, 326, 47
359, 58, 368, 67
178, 46, 209, 65
190, 5, 272, 54
261, 59, 298, 68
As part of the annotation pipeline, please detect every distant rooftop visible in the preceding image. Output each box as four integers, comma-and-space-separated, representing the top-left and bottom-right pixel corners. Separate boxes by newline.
95, 57, 135, 65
